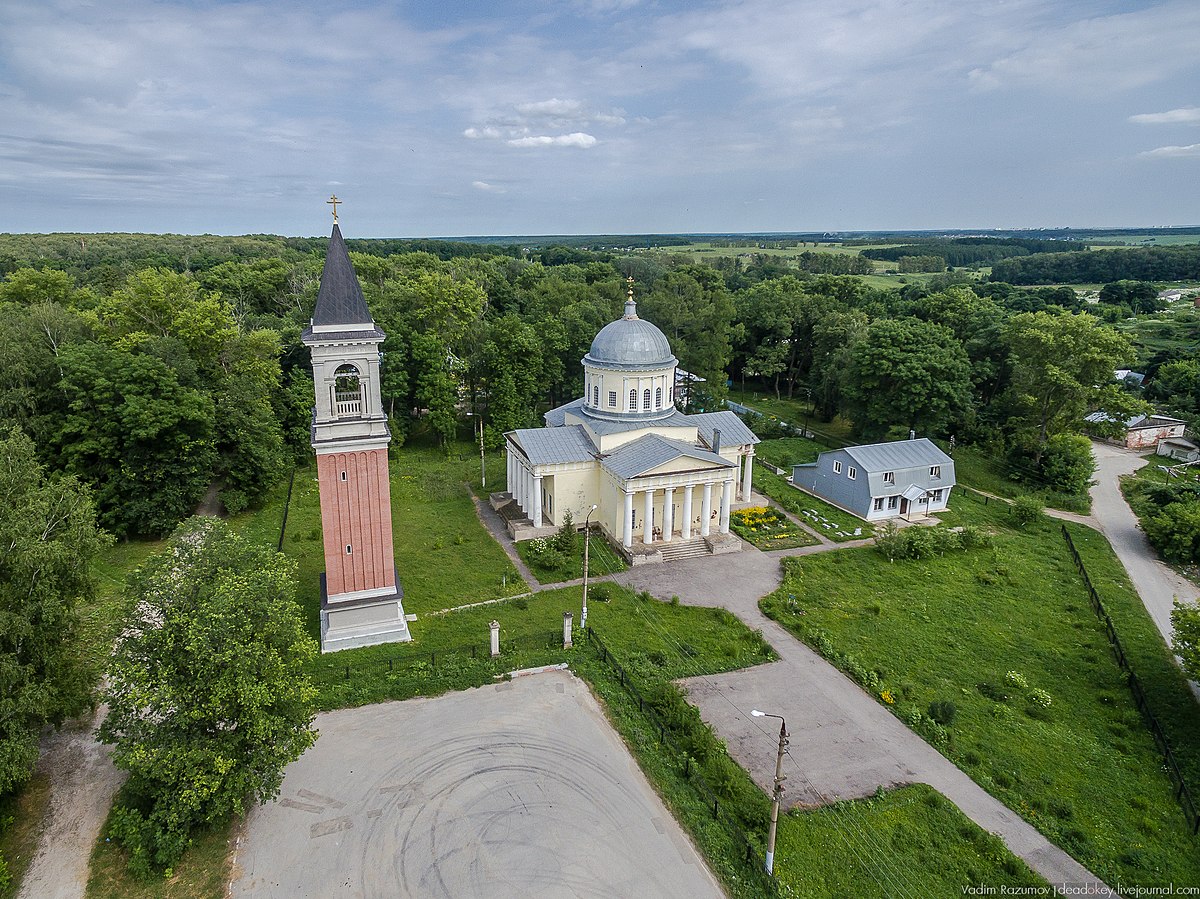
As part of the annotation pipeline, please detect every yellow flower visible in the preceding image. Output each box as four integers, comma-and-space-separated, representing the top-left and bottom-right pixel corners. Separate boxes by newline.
880, 690, 895, 705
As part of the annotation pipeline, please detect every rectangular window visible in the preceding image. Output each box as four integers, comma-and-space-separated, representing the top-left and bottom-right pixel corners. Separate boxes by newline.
930, 465, 941, 479
609, 391, 617, 407
887, 496, 899, 509
848, 467, 857, 480
833, 460, 842, 474
345, 544, 352, 554
930, 489, 944, 503
883, 471, 894, 485
873, 497, 884, 511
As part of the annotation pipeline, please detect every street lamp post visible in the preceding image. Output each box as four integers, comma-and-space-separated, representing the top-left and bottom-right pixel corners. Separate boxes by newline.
467, 412, 486, 490
581, 503, 598, 631
751, 709, 789, 875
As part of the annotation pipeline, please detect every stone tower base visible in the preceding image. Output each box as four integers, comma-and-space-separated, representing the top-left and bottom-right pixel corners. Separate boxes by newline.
319, 576, 412, 653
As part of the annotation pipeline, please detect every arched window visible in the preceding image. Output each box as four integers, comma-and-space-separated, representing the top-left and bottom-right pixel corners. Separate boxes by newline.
593, 385, 600, 406
333, 364, 362, 417
655, 387, 662, 408
629, 389, 637, 410
643, 389, 651, 410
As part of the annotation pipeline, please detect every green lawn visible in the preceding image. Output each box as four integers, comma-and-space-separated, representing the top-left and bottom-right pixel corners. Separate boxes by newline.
754, 467, 873, 541
753, 436, 826, 470
760, 495, 1200, 886
776, 785, 1043, 898
514, 530, 628, 584
0, 773, 50, 899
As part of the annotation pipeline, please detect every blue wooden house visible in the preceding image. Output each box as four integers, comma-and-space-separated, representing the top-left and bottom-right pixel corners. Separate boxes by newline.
791, 438, 955, 521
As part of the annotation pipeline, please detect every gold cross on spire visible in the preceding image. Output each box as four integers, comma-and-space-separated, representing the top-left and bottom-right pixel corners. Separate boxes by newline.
327, 194, 341, 224
626, 275, 635, 299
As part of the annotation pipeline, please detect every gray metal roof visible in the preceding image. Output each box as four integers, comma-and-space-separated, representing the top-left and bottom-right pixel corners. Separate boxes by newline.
311, 224, 375, 328
600, 433, 735, 480
544, 397, 584, 427
841, 438, 951, 472
508, 426, 597, 465
583, 306, 676, 369
688, 411, 760, 448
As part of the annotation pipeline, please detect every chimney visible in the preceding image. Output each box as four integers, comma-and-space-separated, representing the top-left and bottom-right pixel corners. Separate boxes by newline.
712, 428, 722, 454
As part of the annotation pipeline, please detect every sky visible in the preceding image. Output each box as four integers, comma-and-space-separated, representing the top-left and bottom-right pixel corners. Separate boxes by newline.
0, 0, 1198, 237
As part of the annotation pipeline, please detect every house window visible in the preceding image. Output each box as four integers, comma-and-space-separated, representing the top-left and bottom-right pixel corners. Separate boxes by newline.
629, 389, 637, 410
593, 385, 600, 406
643, 389, 651, 410
655, 387, 662, 408
609, 391, 617, 407
833, 461, 842, 474
345, 544, 352, 554
873, 497, 884, 511
848, 467, 857, 480
668, 386, 673, 402
887, 496, 899, 510
883, 471, 894, 485
930, 465, 941, 479
930, 489, 944, 503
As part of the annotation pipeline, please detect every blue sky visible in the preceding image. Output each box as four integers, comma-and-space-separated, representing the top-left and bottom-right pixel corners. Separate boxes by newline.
1, 0, 1197, 237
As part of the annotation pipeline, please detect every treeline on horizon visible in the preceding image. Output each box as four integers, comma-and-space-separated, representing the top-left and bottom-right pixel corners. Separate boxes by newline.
2, 228, 1197, 543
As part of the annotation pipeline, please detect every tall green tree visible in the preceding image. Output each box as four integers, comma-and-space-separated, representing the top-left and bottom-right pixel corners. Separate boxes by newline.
56, 343, 216, 536
842, 318, 973, 439
1003, 311, 1138, 458
99, 518, 317, 876
0, 428, 109, 794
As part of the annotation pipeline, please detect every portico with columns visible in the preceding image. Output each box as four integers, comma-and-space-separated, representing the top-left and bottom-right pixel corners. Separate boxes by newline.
498, 279, 759, 563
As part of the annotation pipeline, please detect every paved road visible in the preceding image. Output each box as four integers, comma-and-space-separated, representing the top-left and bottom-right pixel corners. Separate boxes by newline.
232, 670, 724, 899
1087, 441, 1199, 647
615, 550, 1113, 895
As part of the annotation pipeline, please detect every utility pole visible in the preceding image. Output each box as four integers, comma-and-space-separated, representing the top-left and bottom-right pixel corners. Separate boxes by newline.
752, 709, 789, 874
581, 504, 597, 630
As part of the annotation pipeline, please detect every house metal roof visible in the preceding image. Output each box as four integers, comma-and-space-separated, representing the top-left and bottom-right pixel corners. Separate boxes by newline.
311, 224, 374, 329
841, 438, 952, 472
600, 433, 734, 480
508, 426, 597, 465
687, 411, 759, 448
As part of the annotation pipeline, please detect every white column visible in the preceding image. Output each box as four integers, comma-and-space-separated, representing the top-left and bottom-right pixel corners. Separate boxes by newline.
623, 490, 634, 549
720, 479, 733, 534
662, 487, 675, 543
519, 463, 527, 511
643, 489, 654, 544
701, 483, 713, 537
507, 448, 515, 496
533, 474, 543, 528
681, 485, 693, 540
741, 450, 754, 501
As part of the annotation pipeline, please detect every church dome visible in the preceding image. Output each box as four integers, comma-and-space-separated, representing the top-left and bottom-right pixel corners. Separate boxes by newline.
584, 298, 676, 370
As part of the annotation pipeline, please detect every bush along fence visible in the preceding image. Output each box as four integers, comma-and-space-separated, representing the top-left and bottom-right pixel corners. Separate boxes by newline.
1060, 524, 1199, 835
585, 626, 780, 896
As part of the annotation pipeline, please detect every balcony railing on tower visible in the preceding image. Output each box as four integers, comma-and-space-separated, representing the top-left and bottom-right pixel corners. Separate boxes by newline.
334, 389, 362, 417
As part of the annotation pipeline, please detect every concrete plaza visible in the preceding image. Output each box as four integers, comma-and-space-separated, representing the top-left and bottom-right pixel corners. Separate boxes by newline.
230, 669, 724, 899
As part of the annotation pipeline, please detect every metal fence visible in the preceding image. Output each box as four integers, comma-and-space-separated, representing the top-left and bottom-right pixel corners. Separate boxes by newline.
585, 626, 780, 895
1060, 524, 1199, 835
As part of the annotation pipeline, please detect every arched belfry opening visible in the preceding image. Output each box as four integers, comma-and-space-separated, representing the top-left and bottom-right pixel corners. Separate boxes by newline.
301, 208, 410, 652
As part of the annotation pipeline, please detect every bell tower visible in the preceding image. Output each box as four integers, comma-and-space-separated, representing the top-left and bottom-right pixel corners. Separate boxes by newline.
302, 208, 410, 652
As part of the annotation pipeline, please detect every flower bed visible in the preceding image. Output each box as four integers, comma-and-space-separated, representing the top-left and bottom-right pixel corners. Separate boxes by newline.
729, 505, 819, 550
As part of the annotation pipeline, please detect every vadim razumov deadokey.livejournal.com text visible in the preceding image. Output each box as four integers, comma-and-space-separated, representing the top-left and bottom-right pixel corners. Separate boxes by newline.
963, 886, 1200, 897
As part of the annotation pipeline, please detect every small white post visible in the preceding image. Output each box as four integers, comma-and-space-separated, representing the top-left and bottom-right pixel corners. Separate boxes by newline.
563, 611, 573, 649
489, 619, 500, 658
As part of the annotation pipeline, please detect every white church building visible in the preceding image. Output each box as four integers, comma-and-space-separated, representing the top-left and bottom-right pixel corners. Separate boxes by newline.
500, 286, 759, 563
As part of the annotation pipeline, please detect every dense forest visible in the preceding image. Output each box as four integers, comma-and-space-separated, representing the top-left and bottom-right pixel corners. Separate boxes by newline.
991, 245, 1200, 284
861, 237, 1073, 267
1, 230, 1178, 544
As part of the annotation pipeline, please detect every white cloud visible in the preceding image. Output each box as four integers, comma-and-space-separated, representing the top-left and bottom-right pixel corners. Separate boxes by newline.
471, 180, 506, 193
1130, 107, 1200, 125
1140, 143, 1200, 158
507, 132, 597, 148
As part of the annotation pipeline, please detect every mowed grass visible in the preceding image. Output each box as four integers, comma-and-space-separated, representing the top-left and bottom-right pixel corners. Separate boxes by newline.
760, 495, 1200, 886
754, 467, 872, 541
776, 784, 1043, 898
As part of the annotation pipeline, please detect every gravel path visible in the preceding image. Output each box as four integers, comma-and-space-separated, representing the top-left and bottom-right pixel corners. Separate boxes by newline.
17, 706, 124, 899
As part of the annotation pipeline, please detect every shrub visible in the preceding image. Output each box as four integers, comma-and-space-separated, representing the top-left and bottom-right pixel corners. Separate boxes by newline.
1004, 670, 1029, 690
1144, 502, 1200, 564
554, 510, 579, 555
1011, 495, 1045, 526
1040, 434, 1096, 496
588, 582, 613, 602
1029, 688, 1052, 708
928, 700, 958, 725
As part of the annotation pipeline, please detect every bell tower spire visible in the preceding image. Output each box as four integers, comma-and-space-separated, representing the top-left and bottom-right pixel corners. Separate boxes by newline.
301, 206, 410, 652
